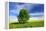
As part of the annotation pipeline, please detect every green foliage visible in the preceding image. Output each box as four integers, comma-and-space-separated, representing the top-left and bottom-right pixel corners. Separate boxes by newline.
18, 9, 29, 23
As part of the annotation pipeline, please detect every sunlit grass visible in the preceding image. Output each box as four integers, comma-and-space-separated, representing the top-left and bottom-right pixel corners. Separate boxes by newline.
9, 20, 44, 29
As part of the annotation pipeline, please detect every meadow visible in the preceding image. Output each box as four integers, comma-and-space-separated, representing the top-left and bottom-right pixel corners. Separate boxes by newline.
9, 20, 44, 29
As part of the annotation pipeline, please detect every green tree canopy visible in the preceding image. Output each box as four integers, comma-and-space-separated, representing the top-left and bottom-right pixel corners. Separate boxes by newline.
18, 9, 29, 23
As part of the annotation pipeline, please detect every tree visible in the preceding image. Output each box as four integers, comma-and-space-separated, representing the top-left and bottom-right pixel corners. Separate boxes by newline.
18, 9, 29, 24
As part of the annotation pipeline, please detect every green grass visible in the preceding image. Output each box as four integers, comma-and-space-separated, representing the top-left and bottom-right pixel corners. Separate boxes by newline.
9, 20, 44, 29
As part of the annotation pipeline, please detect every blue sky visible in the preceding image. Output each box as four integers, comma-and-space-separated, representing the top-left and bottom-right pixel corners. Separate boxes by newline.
9, 2, 44, 21
9, 2, 44, 16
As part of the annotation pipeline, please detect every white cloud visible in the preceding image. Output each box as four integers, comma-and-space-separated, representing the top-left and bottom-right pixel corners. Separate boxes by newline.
29, 12, 44, 16
29, 16, 44, 20
9, 16, 18, 23
29, 12, 44, 20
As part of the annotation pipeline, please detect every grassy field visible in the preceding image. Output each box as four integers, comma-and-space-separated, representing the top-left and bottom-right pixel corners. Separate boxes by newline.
9, 20, 44, 29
